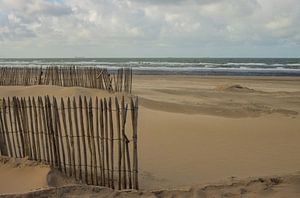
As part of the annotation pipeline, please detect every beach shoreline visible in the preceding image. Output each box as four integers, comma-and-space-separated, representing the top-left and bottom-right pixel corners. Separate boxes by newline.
0, 75, 299, 196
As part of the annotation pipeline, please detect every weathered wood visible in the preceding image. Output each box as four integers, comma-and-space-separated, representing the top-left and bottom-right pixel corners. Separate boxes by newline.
0, 104, 8, 156
84, 96, 92, 184
131, 97, 139, 189
44, 96, 54, 166
20, 98, 31, 158
39, 97, 50, 164
73, 97, 81, 180
37, 97, 46, 162
54, 97, 66, 174
79, 96, 88, 183
115, 97, 122, 190
32, 97, 41, 161
89, 98, 97, 185
95, 97, 102, 185
108, 98, 114, 189
67, 97, 76, 177
0, 66, 133, 93
2, 99, 13, 157
0, 95, 139, 190
79, 96, 88, 182
103, 98, 110, 187
121, 96, 127, 188
28, 97, 37, 161
125, 134, 132, 189
99, 99, 105, 186
52, 96, 61, 170
13, 97, 24, 157
122, 102, 132, 189
61, 98, 71, 176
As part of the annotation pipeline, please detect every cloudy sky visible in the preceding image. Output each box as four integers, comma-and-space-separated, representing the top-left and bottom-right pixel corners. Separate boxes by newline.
0, 0, 300, 58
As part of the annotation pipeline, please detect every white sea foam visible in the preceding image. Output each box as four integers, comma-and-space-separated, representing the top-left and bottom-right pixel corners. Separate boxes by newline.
0, 59, 300, 75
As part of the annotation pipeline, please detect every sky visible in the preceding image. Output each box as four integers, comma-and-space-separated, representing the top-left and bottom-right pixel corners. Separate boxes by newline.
0, 0, 300, 58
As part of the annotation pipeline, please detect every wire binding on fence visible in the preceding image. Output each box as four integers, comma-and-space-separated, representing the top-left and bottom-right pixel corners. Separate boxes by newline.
0, 95, 139, 190
0, 66, 133, 93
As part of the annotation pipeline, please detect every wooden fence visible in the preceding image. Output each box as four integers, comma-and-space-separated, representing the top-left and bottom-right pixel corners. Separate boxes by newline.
0, 66, 133, 93
0, 96, 138, 190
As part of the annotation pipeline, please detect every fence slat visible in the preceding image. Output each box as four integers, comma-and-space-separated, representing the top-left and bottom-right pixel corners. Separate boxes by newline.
108, 98, 114, 189
0, 95, 139, 190
131, 97, 139, 189
79, 96, 88, 183
20, 98, 31, 158
54, 97, 65, 173
95, 97, 102, 186
28, 97, 37, 161
44, 96, 53, 165
0, 105, 8, 156
99, 99, 105, 186
13, 97, 24, 157
0, 66, 132, 93
67, 97, 76, 177
121, 96, 127, 188
84, 96, 92, 185
89, 98, 97, 185
103, 98, 110, 187
32, 98, 41, 161
73, 97, 81, 180
2, 99, 12, 157
52, 96, 61, 171
115, 97, 122, 190
61, 98, 71, 176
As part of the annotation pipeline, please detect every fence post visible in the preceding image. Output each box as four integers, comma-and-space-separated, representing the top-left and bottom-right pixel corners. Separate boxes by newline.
108, 97, 114, 189
121, 96, 127, 188
73, 97, 81, 180
52, 96, 61, 171
61, 98, 71, 176
79, 96, 88, 183
89, 97, 97, 185
131, 97, 139, 189
115, 97, 122, 190
13, 97, 24, 157
99, 99, 105, 186
0, 94, 138, 190
28, 97, 37, 161
67, 97, 76, 177
95, 97, 103, 186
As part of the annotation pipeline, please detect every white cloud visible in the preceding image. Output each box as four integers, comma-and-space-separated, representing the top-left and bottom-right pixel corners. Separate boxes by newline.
0, 0, 299, 57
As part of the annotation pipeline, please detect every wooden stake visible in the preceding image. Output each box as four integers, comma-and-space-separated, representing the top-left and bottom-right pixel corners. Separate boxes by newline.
108, 98, 114, 189
73, 97, 81, 180
2, 99, 13, 157
67, 97, 76, 177
79, 96, 88, 183
99, 99, 105, 186
115, 97, 122, 190
61, 98, 71, 176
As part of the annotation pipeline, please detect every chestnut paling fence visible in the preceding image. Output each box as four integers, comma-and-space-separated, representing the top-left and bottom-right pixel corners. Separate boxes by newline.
0, 66, 133, 93
0, 96, 139, 190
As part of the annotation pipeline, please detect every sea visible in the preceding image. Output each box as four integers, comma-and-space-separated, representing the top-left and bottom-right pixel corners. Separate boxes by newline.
1, 58, 300, 76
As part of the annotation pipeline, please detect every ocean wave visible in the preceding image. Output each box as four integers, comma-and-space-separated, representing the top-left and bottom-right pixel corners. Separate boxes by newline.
286, 63, 300, 66
224, 62, 268, 66
0, 59, 300, 76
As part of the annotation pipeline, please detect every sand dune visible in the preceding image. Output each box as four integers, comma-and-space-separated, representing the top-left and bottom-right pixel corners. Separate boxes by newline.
1, 163, 300, 198
134, 75, 300, 117
0, 75, 299, 197
0, 157, 50, 194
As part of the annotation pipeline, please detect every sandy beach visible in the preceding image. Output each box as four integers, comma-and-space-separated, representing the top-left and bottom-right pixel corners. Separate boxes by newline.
0, 75, 299, 197
134, 75, 300, 190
